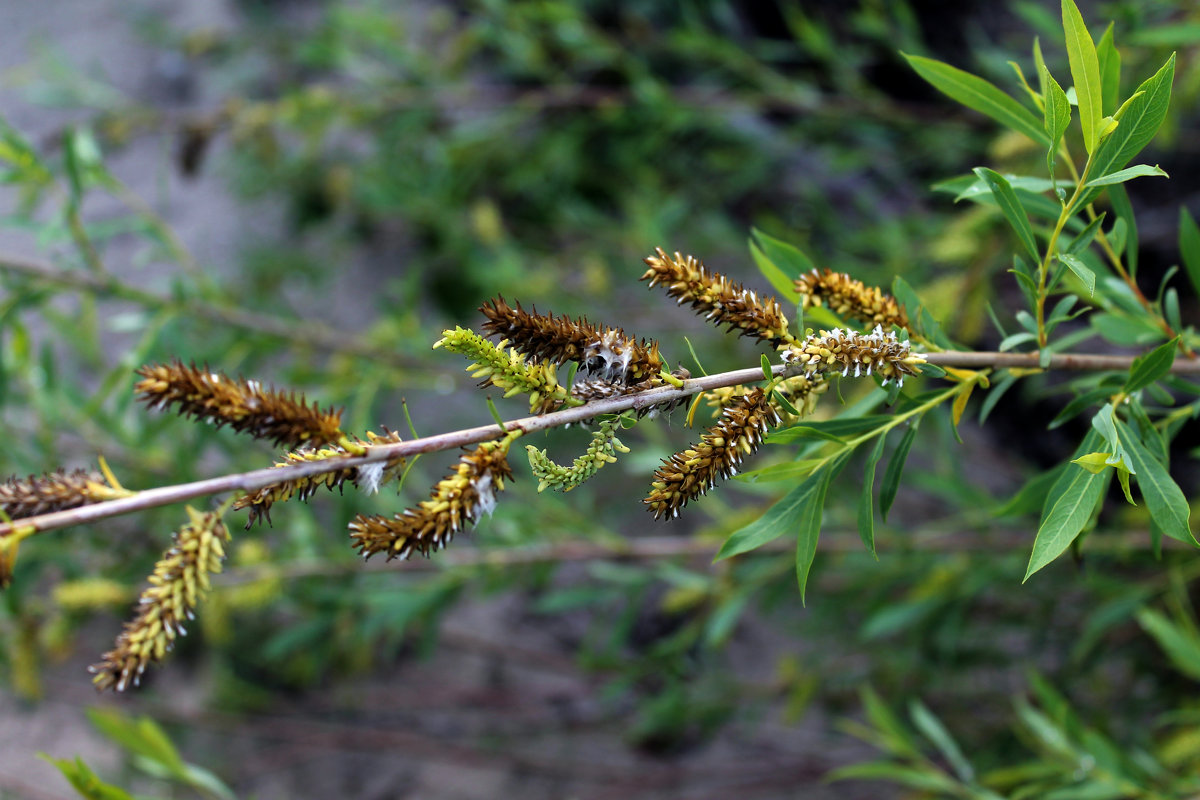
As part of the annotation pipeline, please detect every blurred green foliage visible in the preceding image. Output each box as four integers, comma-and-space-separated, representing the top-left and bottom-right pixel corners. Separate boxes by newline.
2, 1, 1200, 798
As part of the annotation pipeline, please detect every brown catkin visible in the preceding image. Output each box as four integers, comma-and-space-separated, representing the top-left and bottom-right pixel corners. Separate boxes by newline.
793, 268, 908, 329
0, 469, 108, 520
480, 297, 664, 383
349, 439, 514, 561
644, 387, 781, 520
135, 361, 343, 448
641, 248, 794, 347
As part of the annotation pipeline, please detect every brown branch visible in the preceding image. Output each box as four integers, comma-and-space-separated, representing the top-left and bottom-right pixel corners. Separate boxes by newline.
0, 349, 1194, 539
218, 529, 1188, 584
0, 253, 417, 368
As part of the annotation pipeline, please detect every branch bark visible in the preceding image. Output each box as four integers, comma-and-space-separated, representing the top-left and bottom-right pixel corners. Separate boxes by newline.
1, 349, 1195, 539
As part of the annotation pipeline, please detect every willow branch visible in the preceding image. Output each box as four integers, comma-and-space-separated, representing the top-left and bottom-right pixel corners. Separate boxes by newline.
0, 253, 417, 368
2, 349, 1196, 539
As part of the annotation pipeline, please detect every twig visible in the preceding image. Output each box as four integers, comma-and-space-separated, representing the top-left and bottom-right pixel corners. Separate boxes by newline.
0, 253, 417, 368
0, 349, 1192, 539
217, 529, 1187, 584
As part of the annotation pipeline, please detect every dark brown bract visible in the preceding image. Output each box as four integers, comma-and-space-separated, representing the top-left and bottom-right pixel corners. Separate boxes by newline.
135, 361, 344, 448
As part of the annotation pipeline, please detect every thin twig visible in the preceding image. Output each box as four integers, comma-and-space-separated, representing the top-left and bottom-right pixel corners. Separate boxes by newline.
0, 253, 417, 368
0, 349, 1193, 539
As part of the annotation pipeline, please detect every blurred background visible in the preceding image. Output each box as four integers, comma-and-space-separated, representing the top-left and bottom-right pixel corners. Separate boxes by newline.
1, 1, 1199, 798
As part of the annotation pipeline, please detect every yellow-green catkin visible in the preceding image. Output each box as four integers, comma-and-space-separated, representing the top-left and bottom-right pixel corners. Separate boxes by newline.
234, 430, 405, 527
435, 326, 577, 414
349, 437, 516, 561
783, 326, 926, 387
793, 268, 909, 329
135, 360, 344, 448
527, 419, 630, 492
90, 507, 231, 692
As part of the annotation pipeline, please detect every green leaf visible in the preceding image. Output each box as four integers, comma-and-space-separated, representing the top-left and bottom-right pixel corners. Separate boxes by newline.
880, 422, 919, 522
1040, 63, 1072, 175
974, 167, 1040, 262
1058, 252, 1096, 296
909, 701, 975, 783
901, 53, 1050, 146
749, 240, 800, 303
1062, 0, 1103, 153
1078, 54, 1175, 206
770, 415, 893, 443
858, 435, 886, 558
1084, 164, 1168, 187
1179, 207, 1200, 298
1025, 429, 1108, 580
716, 466, 828, 560
39, 755, 135, 800
1096, 23, 1121, 116
85, 708, 185, 776
1125, 337, 1177, 393
750, 228, 814, 302
795, 452, 846, 604
1091, 405, 1134, 471
1071, 452, 1113, 474
1136, 608, 1200, 682
760, 353, 773, 381
1108, 183, 1138, 272
1117, 419, 1196, 544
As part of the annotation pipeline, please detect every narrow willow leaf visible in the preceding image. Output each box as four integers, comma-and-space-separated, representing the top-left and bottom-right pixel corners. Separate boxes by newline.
751, 228, 815, 280
749, 240, 800, 303
770, 415, 893, 444
1091, 405, 1133, 471
974, 167, 1040, 262
1125, 337, 1177, 393
858, 435, 886, 558
1136, 608, 1200, 681
1025, 430, 1108, 581
1072, 452, 1112, 473
1062, 0, 1103, 153
909, 701, 975, 783
1040, 63, 1071, 176
717, 467, 826, 560
1085, 164, 1169, 187
1179, 207, 1200, 297
1097, 23, 1121, 115
881, 422, 919, 522
1117, 419, 1197, 545
901, 53, 1050, 146
951, 380, 976, 430
1077, 54, 1175, 207
760, 353, 773, 382
1058, 253, 1096, 296
1108, 184, 1138, 272
796, 452, 848, 605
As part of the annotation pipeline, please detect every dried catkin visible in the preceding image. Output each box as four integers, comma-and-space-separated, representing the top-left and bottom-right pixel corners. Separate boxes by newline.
641, 247, 793, 347
480, 296, 664, 383
135, 361, 343, 448
644, 387, 781, 520
793, 268, 908, 329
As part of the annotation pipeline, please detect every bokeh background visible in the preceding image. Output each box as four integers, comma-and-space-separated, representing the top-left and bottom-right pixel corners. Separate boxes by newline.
1, 1, 1199, 798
